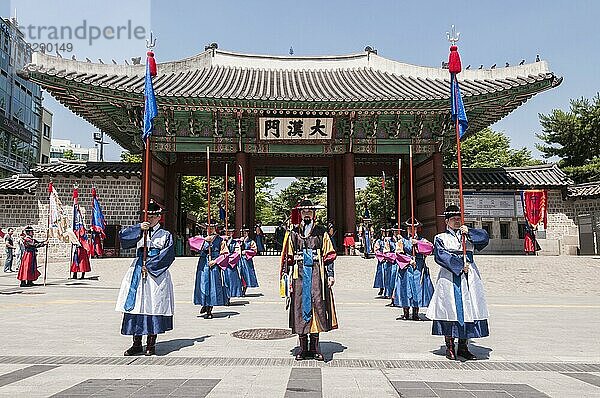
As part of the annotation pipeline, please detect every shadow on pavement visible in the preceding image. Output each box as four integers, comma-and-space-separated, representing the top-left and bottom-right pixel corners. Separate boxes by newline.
228, 300, 250, 306
431, 343, 492, 361
156, 335, 211, 355
289, 340, 348, 363
243, 293, 264, 297
197, 311, 240, 319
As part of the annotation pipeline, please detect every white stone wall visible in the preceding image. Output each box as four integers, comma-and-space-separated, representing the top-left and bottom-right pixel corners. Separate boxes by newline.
0, 174, 141, 262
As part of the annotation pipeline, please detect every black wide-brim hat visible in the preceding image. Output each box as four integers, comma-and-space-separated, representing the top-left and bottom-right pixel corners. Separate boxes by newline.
141, 200, 166, 215
24, 226, 34, 232
404, 217, 423, 228
439, 204, 461, 219
297, 199, 325, 210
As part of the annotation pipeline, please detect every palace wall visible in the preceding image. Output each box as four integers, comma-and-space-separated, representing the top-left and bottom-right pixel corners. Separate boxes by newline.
0, 175, 141, 263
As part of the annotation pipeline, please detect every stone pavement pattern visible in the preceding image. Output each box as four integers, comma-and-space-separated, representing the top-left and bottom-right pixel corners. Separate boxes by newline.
1, 255, 599, 397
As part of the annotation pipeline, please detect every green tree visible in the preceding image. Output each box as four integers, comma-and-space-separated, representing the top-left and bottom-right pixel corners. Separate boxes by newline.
536, 94, 600, 183
355, 176, 397, 232
255, 176, 277, 225
443, 128, 542, 168
62, 149, 77, 160
271, 177, 327, 224
120, 151, 142, 163
180, 176, 235, 227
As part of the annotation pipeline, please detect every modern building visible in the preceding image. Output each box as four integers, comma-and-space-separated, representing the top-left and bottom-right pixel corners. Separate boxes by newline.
39, 107, 52, 163
0, 17, 43, 177
50, 138, 98, 162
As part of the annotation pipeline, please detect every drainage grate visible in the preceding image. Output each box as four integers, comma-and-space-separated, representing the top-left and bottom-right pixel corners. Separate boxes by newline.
231, 328, 295, 340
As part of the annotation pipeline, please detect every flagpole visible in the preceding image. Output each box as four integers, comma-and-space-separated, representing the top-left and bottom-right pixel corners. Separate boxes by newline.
409, 145, 416, 258
141, 33, 157, 280
206, 146, 211, 232
141, 137, 151, 279
447, 25, 469, 266
239, 165, 244, 237
43, 181, 52, 286
225, 163, 229, 234
397, 158, 401, 232
382, 171, 387, 231
69, 185, 77, 279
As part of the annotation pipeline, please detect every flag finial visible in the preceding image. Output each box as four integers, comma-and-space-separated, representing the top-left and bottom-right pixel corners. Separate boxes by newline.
446, 25, 460, 45
146, 31, 156, 49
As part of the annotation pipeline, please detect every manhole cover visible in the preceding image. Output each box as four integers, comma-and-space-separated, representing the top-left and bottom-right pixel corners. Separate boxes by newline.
231, 328, 295, 340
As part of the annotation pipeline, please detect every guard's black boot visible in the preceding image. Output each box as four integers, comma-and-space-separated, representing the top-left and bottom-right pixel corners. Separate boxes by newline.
412, 307, 420, 321
309, 333, 324, 361
377, 288, 384, 296
80, 272, 85, 280
457, 339, 477, 360
124, 335, 143, 356
20, 281, 26, 287
295, 334, 308, 361
399, 307, 410, 320
200, 306, 207, 314
71, 272, 77, 279
145, 334, 157, 356
205, 306, 214, 319
445, 337, 456, 360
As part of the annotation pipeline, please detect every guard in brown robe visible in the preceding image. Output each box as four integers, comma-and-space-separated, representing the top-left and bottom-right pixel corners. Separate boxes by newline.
280, 199, 338, 361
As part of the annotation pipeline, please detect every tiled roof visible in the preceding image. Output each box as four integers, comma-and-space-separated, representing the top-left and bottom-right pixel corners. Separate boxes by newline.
568, 181, 600, 199
0, 174, 38, 195
30, 161, 141, 177
444, 164, 572, 189
21, 50, 561, 104
18, 49, 562, 151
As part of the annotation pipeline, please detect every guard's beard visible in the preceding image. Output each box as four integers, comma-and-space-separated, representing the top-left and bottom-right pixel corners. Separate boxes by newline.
303, 217, 312, 226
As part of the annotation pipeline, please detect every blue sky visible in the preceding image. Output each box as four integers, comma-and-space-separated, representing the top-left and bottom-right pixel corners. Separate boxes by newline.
4, 0, 599, 171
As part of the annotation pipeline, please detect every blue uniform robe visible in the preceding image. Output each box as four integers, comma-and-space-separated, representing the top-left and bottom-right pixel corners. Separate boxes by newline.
116, 224, 175, 335
394, 237, 434, 308
426, 228, 490, 339
239, 239, 259, 288
193, 235, 228, 306
223, 239, 243, 297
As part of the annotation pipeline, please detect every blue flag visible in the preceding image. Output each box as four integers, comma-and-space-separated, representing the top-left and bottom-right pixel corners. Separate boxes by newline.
450, 73, 468, 140
142, 59, 158, 142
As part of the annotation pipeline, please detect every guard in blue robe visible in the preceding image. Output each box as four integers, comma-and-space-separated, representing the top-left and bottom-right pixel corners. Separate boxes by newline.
382, 233, 397, 299
426, 205, 490, 361
222, 233, 243, 299
372, 234, 385, 296
192, 225, 228, 319
115, 201, 175, 356
238, 229, 259, 296
363, 224, 373, 259
394, 218, 435, 320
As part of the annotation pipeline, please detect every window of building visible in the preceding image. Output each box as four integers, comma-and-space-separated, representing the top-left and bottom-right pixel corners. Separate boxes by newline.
43, 124, 51, 138
500, 222, 510, 240
41, 154, 49, 164
481, 222, 493, 238
517, 223, 526, 239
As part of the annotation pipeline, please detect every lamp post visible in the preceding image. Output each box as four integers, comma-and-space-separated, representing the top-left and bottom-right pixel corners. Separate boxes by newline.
93, 131, 107, 161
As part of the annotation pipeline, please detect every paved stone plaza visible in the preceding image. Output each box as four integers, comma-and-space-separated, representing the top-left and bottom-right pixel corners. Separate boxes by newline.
1, 255, 599, 397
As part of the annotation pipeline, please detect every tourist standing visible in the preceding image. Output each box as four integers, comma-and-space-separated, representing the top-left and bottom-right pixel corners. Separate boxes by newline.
4, 228, 15, 272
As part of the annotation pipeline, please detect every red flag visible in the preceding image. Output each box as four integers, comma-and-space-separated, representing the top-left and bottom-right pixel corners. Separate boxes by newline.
523, 190, 548, 229
0, 228, 4, 239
